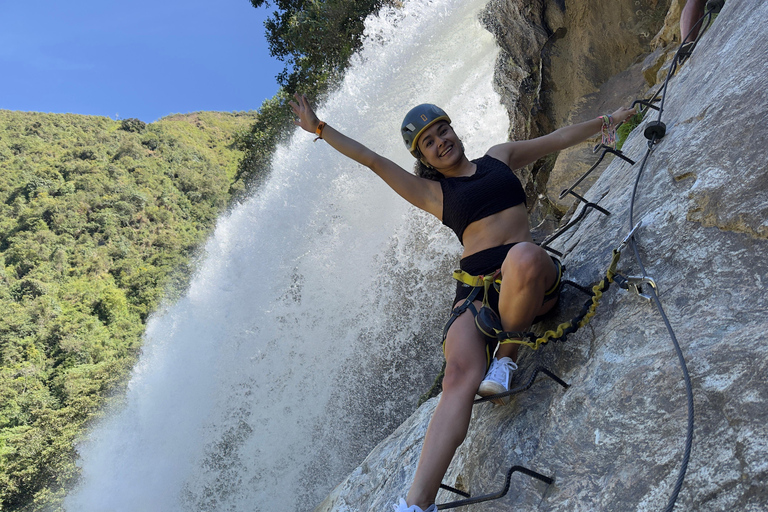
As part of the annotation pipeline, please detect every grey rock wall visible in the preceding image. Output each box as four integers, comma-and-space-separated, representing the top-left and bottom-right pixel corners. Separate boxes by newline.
317, 0, 768, 510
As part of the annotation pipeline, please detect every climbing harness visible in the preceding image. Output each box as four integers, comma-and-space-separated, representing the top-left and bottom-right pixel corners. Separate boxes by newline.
435, 2, 725, 508
446, 249, 620, 353
443, 258, 567, 354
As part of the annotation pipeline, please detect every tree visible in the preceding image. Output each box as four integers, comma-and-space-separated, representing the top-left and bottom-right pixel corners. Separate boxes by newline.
253, 0, 386, 91
234, 0, 388, 190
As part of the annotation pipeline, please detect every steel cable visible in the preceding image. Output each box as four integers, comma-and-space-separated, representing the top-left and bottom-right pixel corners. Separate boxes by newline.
621, 9, 707, 502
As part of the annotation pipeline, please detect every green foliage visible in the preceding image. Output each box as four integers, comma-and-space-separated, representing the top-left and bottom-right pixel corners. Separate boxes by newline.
119, 118, 146, 133
616, 109, 647, 150
253, 0, 386, 91
0, 109, 255, 510
232, 91, 295, 193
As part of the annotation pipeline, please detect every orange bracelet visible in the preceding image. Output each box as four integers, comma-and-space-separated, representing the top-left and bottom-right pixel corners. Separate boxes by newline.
314, 121, 326, 141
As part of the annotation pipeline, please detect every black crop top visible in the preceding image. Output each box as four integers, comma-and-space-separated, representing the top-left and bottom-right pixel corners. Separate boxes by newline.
440, 155, 526, 244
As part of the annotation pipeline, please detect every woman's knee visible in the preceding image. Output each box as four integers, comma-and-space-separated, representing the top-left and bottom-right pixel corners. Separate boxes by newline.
442, 316, 487, 393
502, 242, 550, 282
442, 357, 485, 394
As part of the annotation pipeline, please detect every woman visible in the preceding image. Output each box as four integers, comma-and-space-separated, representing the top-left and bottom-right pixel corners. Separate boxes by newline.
289, 93, 635, 512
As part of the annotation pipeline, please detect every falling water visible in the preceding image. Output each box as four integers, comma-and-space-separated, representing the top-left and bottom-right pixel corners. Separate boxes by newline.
66, 0, 508, 510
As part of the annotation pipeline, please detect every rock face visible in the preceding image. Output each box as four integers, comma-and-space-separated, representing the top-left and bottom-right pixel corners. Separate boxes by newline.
317, 0, 768, 510
487, 0, 673, 224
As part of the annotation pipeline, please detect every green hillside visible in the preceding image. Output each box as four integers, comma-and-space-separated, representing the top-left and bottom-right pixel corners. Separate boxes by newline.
0, 110, 256, 510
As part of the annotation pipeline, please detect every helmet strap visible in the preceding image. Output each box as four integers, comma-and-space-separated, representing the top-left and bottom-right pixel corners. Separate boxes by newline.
420, 158, 436, 170
412, 147, 436, 170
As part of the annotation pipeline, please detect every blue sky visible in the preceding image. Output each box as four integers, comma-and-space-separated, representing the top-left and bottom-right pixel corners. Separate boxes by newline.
0, 1, 284, 122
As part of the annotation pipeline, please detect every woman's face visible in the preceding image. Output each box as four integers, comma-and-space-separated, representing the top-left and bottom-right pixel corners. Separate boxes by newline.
417, 121, 461, 168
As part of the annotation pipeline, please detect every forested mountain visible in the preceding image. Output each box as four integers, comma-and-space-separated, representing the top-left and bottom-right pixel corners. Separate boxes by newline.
1, 0, 394, 508
0, 110, 255, 509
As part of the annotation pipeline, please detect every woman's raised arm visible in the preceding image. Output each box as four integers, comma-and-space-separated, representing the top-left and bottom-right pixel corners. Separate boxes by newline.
486, 106, 636, 171
289, 94, 442, 218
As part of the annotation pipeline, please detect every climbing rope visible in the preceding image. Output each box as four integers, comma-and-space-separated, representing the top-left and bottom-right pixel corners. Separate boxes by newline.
493, 248, 621, 351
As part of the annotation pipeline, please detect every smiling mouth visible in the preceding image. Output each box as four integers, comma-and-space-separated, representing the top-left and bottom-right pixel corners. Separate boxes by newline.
439, 145, 453, 157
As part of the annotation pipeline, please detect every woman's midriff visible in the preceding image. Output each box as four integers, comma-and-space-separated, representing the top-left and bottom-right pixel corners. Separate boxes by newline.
460, 204, 532, 259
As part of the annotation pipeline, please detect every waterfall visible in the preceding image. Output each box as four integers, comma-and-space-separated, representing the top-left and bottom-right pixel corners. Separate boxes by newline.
65, 0, 508, 510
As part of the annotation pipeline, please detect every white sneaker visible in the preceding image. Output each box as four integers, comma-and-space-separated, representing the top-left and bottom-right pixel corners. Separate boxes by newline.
478, 357, 518, 405
392, 498, 436, 512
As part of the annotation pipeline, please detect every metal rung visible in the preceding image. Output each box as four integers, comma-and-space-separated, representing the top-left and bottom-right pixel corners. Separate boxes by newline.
539, 201, 609, 251
559, 145, 635, 201
474, 366, 569, 405
437, 465, 553, 509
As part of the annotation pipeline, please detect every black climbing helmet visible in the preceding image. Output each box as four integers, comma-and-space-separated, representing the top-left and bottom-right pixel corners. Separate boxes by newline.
401, 104, 451, 157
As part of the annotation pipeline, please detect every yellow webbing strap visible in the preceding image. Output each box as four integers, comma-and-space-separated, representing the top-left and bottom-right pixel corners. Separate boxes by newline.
452, 269, 502, 288
498, 249, 622, 350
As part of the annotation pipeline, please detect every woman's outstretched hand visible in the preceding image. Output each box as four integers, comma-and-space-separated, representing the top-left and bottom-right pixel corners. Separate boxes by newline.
289, 93, 321, 134
610, 106, 637, 126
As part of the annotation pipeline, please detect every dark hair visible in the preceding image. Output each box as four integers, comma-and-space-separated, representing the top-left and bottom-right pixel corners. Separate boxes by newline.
413, 159, 445, 180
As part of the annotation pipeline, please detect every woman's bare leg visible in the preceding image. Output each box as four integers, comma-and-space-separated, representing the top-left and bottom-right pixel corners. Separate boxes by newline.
406, 243, 559, 507
405, 307, 487, 509
495, 242, 559, 361
681, 0, 707, 43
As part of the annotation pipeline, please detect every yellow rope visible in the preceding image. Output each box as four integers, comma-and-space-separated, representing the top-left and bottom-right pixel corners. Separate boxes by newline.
498, 250, 622, 350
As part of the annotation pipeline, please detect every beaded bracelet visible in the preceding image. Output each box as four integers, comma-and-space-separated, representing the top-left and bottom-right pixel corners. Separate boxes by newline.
599, 114, 616, 148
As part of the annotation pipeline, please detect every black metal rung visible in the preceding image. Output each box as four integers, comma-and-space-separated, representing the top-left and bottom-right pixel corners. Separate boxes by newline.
474, 366, 569, 405
559, 146, 634, 201
539, 200, 610, 251
568, 191, 611, 216
591, 144, 636, 166
438, 483, 471, 499
604, 146, 636, 165
562, 279, 593, 297
632, 98, 661, 112
437, 465, 553, 510
541, 245, 563, 257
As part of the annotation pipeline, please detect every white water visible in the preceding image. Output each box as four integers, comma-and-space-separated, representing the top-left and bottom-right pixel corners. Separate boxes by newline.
66, 0, 508, 510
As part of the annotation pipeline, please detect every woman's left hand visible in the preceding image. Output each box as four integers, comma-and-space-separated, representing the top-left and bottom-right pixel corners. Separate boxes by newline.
610, 106, 637, 126
289, 93, 322, 134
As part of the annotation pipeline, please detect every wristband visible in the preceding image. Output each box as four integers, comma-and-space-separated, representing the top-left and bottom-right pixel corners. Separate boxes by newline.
314, 121, 326, 141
